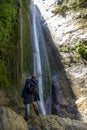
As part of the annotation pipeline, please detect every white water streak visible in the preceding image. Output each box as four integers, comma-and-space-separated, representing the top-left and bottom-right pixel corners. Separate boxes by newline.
32, 2, 46, 114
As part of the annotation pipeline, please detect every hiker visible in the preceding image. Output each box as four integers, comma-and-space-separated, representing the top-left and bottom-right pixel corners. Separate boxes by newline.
21, 74, 40, 121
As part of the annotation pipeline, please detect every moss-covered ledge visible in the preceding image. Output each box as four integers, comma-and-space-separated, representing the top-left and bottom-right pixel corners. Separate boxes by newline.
0, 0, 32, 112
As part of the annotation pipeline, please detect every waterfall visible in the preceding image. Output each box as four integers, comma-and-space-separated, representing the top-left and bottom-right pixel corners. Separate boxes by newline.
30, 2, 46, 114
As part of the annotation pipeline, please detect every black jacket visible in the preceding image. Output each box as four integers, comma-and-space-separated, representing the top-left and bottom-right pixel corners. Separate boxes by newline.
22, 78, 39, 104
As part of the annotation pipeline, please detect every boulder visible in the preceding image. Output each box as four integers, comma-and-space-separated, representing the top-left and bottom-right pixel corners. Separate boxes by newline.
0, 107, 28, 130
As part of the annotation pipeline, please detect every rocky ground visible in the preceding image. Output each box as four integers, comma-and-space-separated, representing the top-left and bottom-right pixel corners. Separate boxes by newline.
1, 106, 87, 130
0, 107, 28, 130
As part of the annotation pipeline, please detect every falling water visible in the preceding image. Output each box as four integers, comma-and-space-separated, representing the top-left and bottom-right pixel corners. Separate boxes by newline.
30, 2, 46, 114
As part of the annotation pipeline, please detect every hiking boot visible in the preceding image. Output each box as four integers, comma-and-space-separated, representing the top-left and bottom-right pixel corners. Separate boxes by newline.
24, 116, 29, 121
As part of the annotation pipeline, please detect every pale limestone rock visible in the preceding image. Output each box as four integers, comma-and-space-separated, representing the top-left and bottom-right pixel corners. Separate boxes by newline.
36, 0, 87, 121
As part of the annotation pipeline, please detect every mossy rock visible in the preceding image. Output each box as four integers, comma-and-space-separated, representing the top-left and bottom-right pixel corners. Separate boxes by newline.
0, 107, 28, 130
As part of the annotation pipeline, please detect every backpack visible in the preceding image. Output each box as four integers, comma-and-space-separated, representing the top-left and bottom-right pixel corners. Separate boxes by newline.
26, 78, 36, 95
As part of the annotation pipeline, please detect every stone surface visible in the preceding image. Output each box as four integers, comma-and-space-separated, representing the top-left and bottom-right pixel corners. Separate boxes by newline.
0, 107, 28, 130
39, 115, 87, 130
35, 0, 87, 122
27, 107, 87, 130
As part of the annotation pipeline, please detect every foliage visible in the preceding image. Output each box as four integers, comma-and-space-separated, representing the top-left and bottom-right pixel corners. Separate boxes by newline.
59, 41, 87, 61
54, 4, 68, 14
0, 0, 21, 89
69, 0, 87, 8
0, 0, 31, 90
75, 41, 87, 59
0, 1, 16, 45
22, 0, 32, 74
0, 0, 31, 110
59, 45, 70, 53
54, 0, 87, 15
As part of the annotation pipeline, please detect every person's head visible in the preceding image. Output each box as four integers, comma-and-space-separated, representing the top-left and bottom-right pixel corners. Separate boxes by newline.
26, 72, 31, 78
32, 74, 36, 79
28, 75, 31, 78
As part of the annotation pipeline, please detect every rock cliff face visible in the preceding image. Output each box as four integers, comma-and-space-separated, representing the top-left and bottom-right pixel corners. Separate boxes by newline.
36, 0, 87, 122
0, 0, 31, 129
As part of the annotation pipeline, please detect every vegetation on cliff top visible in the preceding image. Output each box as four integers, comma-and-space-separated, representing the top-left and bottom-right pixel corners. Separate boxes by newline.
54, 0, 87, 14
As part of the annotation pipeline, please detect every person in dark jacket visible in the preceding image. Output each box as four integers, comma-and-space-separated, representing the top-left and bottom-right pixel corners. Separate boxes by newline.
22, 75, 40, 121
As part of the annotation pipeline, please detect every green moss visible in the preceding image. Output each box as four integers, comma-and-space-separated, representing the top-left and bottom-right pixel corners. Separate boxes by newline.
59, 41, 87, 60
73, 53, 81, 61
55, 5, 63, 14
54, 4, 68, 15
75, 41, 87, 59
59, 45, 70, 53
0, 61, 9, 88
0, 0, 21, 88
69, 0, 87, 8
0, 1, 16, 46
0, 0, 32, 110
21, 0, 33, 74
53, 0, 87, 15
